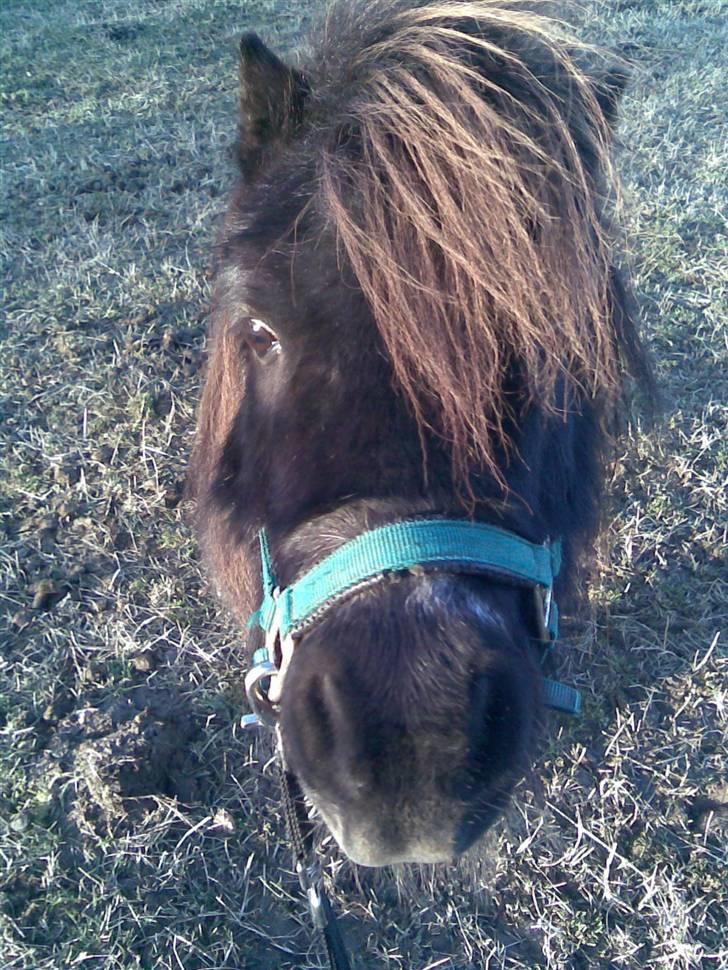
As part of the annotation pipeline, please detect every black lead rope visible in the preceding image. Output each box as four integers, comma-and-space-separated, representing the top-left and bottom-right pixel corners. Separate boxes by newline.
277, 747, 352, 970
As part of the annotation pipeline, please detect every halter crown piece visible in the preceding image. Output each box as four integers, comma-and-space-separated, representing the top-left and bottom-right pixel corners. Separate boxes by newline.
246, 519, 582, 719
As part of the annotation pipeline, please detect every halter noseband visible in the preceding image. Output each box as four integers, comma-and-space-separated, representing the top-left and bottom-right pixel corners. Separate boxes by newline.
244, 518, 581, 721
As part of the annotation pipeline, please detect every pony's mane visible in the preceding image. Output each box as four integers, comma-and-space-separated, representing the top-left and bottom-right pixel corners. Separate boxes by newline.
308, 0, 632, 479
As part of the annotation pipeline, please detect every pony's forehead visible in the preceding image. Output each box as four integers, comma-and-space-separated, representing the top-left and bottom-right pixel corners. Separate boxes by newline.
218, 213, 342, 320
228, 157, 320, 241
222, 180, 321, 274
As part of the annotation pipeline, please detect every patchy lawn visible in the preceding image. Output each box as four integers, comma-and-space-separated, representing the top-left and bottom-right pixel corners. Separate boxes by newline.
1, 1, 725, 967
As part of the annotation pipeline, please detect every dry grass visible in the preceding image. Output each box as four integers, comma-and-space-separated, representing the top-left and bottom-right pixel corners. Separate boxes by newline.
1, 0, 725, 968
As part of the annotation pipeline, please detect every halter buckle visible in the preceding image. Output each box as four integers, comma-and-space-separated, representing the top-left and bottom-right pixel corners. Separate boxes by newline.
533, 584, 558, 642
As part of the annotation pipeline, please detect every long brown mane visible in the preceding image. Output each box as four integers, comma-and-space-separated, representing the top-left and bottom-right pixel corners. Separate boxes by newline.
314, 1, 631, 479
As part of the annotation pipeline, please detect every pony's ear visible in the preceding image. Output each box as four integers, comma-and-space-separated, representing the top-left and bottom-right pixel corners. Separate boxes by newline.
237, 32, 307, 176
594, 65, 630, 130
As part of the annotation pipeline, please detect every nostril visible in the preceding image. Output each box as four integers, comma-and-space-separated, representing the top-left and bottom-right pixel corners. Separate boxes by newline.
465, 664, 530, 780
282, 662, 365, 795
449, 661, 534, 851
291, 670, 342, 764
308, 672, 336, 754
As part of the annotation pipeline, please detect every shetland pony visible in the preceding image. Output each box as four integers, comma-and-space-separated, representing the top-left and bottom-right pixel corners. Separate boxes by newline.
189, 1, 648, 866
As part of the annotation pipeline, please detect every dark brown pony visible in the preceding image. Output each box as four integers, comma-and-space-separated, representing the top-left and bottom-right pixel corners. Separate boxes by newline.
189, 0, 649, 866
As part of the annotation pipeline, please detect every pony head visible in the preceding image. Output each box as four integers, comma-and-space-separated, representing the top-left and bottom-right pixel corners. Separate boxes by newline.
190, 1, 646, 865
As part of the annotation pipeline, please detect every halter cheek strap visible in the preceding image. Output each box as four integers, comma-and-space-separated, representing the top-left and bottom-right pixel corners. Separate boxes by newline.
247, 519, 582, 716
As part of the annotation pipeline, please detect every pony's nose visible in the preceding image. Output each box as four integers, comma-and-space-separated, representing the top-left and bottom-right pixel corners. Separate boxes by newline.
317, 792, 458, 866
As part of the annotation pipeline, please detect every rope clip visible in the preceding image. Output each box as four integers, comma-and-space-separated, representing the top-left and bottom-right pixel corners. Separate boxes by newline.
296, 860, 327, 930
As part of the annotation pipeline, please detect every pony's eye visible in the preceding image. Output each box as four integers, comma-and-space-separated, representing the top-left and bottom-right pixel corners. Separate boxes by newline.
244, 318, 281, 359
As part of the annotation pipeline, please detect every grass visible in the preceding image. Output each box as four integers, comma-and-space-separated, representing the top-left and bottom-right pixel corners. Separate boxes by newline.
1, 0, 726, 967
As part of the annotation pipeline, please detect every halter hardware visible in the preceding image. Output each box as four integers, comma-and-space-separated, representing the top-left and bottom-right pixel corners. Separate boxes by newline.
243, 518, 581, 724
243, 660, 279, 726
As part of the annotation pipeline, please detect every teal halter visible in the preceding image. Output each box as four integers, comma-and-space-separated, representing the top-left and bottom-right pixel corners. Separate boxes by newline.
248, 519, 581, 715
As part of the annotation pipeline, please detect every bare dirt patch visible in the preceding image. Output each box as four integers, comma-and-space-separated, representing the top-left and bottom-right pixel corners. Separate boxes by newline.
38, 687, 200, 838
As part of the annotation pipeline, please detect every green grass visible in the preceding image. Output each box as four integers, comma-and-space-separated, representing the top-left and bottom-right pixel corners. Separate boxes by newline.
1, 1, 726, 967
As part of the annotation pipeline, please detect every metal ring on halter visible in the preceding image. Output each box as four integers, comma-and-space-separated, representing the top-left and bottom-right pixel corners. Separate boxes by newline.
244, 660, 280, 726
